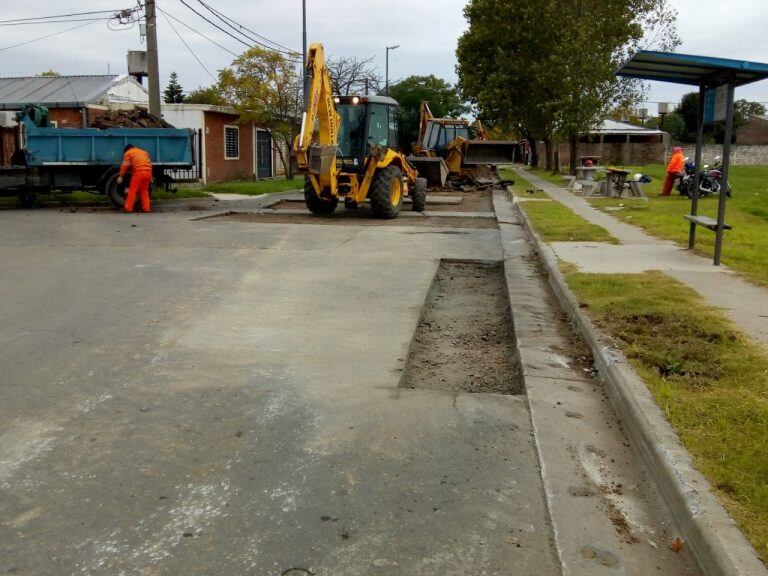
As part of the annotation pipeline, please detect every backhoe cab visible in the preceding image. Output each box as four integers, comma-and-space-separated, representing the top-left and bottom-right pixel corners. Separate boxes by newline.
293, 44, 426, 218
408, 101, 517, 187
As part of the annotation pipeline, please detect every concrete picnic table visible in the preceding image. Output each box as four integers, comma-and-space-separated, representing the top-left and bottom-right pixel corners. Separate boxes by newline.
605, 166, 632, 196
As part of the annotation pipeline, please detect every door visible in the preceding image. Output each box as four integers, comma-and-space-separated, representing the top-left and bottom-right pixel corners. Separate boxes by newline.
256, 130, 272, 178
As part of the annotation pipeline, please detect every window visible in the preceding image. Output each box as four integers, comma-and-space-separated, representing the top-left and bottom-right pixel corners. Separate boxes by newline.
49, 120, 58, 128
367, 104, 390, 149
387, 106, 399, 150
224, 125, 239, 159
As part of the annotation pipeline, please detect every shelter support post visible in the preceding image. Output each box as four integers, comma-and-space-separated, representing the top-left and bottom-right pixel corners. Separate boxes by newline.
689, 85, 706, 249
713, 82, 735, 266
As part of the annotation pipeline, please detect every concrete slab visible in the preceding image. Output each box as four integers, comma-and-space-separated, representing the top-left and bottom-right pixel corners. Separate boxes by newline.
0, 210, 552, 575
549, 242, 723, 274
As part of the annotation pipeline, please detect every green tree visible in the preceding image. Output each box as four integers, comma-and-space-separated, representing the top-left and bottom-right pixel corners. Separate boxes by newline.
218, 47, 302, 178
39, 69, 60, 77
457, 0, 680, 170
163, 71, 185, 104
185, 85, 228, 106
674, 93, 764, 143
387, 75, 467, 150
661, 111, 686, 143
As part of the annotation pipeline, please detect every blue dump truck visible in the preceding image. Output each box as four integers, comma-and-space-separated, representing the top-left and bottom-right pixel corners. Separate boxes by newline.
0, 105, 193, 208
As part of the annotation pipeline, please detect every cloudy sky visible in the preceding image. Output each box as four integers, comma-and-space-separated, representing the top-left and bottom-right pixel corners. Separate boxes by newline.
1, 0, 766, 113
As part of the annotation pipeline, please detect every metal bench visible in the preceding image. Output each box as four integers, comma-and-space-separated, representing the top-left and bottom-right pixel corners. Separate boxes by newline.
683, 214, 732, 231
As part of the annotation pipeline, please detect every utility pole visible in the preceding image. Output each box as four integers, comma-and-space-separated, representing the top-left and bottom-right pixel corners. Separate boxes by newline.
385, 45, 399, 96
145, 0, 161, 117
302, 0, 308, 103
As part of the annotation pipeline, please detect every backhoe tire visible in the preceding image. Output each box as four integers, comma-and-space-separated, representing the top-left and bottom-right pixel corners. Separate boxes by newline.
370, 165, 404, 219
304, 180, 338, 215
411, 177, 427, 212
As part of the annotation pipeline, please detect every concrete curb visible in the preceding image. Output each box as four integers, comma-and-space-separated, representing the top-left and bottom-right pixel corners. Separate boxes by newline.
513, 199, 767, 576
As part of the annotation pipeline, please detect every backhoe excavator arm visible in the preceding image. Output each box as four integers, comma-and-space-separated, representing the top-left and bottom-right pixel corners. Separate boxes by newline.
416, 100, 434, 150
294, 44, 341, 184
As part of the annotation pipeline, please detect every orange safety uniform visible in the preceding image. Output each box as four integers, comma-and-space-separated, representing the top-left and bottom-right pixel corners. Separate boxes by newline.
662, 149, 685, 196
120, 147, 153, 212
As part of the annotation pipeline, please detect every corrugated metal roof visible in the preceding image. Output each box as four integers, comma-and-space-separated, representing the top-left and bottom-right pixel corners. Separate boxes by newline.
617, 51, 768, 87
591, 119, 665, 135
0, 75, 123, 108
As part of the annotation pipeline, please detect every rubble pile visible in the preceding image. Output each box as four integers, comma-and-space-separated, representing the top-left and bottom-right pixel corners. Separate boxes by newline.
90, 109, 174, 129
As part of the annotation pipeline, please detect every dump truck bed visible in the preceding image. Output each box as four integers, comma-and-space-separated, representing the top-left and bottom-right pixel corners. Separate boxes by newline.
23, 124, 193, 167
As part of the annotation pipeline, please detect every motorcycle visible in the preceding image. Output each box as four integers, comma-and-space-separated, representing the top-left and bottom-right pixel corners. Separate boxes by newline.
683, 156, 732, 199
676, 158, 696, 197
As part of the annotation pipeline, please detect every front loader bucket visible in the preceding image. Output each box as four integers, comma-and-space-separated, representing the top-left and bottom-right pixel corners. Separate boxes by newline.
462, 140, 517, 166
407, 156, 449, 187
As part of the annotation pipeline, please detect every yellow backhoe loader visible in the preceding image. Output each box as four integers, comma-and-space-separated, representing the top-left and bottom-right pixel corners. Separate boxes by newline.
293, 44, 426, 218
408, 101, 517, 187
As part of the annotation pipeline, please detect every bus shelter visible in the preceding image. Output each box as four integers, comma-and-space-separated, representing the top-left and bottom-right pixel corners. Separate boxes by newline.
616, 51, 768, 265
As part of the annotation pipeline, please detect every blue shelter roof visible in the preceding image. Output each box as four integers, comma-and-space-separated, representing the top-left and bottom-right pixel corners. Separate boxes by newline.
616, 51, 768, 87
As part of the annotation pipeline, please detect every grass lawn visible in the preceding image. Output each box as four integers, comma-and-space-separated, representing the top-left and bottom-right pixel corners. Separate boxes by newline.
588, 164, 768, 286
500, 168, 618, 243
0, 186, 208, 208
564, 268, 768, 563
203, 177, 304, 195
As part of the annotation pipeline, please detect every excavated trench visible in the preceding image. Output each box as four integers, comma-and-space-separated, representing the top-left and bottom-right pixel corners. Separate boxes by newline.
400, 259, 523, 395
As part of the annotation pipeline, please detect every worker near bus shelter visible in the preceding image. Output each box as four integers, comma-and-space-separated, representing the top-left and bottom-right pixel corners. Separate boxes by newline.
662, 146, 685, 196
117, 144, 153, 212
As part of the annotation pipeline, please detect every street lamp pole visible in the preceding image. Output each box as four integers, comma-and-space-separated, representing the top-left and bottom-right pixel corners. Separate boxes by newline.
385, 45, 399, 95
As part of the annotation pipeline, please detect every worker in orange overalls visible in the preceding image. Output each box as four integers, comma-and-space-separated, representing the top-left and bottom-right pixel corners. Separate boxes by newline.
662, 146, 685, 196
117, 144, 153, 212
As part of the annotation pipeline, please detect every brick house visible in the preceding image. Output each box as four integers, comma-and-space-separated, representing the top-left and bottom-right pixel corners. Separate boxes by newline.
536, 120, 668, 165
162, 104, 286, 184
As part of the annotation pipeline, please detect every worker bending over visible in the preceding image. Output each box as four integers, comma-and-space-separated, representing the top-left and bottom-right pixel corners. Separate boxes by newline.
662, 146, 685, 196
117, 144, 153, 212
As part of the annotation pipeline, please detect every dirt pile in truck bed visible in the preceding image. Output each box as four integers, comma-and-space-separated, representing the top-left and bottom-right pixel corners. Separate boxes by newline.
90, 109, 174, 129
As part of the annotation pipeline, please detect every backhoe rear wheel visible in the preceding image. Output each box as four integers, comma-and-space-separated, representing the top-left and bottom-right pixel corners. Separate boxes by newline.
370, 165, 404, 219
304, 180, 338, 215
411, 177, 427, 212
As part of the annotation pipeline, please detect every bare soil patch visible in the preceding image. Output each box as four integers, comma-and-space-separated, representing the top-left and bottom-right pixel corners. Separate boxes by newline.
401, 260, 523, 394
198, 210, 498, 229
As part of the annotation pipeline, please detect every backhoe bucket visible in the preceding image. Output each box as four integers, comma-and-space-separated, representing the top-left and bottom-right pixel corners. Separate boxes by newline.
308, 145, 337, 175
407, 156, 449, 187
462, 140, 517, 165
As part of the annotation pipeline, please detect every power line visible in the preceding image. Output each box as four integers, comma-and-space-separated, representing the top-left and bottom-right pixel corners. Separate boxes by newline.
160, 9, 216, 81
0, 20, 100, 53
194, 0, 297, 55
157, 7, 238, 57
1, 18, 108, 26
0, 10, 122, 24
177, 0, 300, 62
177, 0, 252, 49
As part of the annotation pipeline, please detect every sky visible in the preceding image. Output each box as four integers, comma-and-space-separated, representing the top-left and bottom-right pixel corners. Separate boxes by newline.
1, 0, 766, 114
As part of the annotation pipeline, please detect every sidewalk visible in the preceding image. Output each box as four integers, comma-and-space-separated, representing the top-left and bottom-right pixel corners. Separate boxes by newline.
515, 167, 768, 348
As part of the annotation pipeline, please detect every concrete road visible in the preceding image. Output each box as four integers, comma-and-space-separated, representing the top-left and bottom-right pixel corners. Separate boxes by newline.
0, 207, 558, 575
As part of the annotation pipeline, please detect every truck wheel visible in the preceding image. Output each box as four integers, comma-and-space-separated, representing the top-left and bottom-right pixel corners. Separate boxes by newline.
370, 165, 404, 219
304, 180, 338, 215
411, 177, 427, 212
106, 173, 129, 209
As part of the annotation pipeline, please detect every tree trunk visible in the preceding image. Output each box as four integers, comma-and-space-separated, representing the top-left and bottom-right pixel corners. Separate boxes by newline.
554, 146, 560, 174
543, 138, 553, 171
526, 136, 538, 167
569, 134, 579, 175
274, 134, 293, 179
